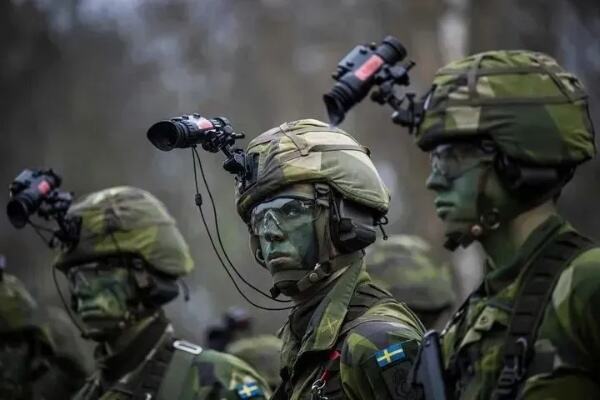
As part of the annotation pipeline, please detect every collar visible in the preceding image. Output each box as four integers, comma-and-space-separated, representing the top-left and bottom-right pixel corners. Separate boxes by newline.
484, 214, 567, 294
95, 311, 171, 382
294, 256, 369, 355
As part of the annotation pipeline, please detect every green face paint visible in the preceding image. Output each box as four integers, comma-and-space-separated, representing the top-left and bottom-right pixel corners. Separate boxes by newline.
0, 337, 30, 399
67, 259, 136, 338
251, 197, 321, 295
427, 142, 520, 243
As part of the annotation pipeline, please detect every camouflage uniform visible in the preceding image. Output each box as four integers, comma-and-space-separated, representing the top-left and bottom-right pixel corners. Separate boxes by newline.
0, 272, 87, 400
366, 234, 456, 329
416, 51, 599, 399
236, 120, 425, 400
54, 187, 271, 400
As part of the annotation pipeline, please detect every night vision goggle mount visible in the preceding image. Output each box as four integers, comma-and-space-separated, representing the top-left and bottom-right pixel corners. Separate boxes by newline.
323, 35, 428, 132
7, 168, 80, 249
147, 114, 255, 190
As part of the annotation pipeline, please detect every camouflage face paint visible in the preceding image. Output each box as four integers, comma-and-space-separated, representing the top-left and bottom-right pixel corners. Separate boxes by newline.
429, 143, 495, 181
427, 142, 494, 239
252, 197, 320, 295
427, 142, 522, 242
427, 159, 483, 239
67, 260, 136, 336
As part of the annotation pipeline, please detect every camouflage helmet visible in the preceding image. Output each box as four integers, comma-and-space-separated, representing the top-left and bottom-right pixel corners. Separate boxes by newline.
366, 235, 455, 312
0, 273, 53, 346
235, 119, 390, 220
417, 50, 596, 166
226, 334, 282, 389
53, 186, 194, 277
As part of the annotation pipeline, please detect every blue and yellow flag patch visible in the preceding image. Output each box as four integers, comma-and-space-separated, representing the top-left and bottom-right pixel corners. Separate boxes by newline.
236, 381, 264, 399
374, 342, 406, 368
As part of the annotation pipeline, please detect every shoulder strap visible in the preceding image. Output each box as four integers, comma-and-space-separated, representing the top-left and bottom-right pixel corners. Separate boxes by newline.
109, 338, 176, 400
310, 283, 393, 399
492, 230, 595, 400
156, 340, 203, 400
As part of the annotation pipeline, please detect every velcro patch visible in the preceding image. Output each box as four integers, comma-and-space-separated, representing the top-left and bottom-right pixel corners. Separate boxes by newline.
236, 381, 264, 399
375, 342, 407, 368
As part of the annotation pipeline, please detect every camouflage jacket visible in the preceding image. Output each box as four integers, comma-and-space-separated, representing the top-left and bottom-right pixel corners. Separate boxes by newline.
74, 314, 271, 400
441, 215, 600, 399
274, 255, 425, 400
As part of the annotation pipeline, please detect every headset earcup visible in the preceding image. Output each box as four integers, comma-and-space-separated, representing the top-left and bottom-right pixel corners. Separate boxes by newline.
330, 197, 377, 253
494, 153, 522, 192
136, 273, 179, 308
494, 154, 572, 200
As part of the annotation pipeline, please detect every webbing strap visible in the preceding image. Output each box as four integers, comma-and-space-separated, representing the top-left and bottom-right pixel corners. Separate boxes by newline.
277, 144, 369, 164
310, 283, 393, 399
110, 339, 175, 400
157, 341, 203, 400
491, 230, 595, 400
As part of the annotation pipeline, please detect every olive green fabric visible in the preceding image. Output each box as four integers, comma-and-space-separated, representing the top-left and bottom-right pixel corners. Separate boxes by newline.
0, 273, 46, 335
235, 119, 390, 220
417, 50, 596, 166
226, 334, 283, 389
54, 186, 193, 277
73, 316, 271, 400
0, 274, 88, 400
441, 215, 600, 398
366, 234, 456, 312
274, 257, 424, 400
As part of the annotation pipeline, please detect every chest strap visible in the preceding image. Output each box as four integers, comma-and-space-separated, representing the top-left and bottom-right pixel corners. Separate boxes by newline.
109, 339, 202, 400
157, 340, 203, 400
491, 230, 595, 400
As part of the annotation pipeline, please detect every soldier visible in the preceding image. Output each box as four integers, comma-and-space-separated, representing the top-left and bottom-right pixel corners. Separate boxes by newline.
0, 261, 87, 399
366, 234, 456, 329
234, 119, 425, 399
206, 306, 253, 351
415, 50, 600, 398
52, 186, 271, 400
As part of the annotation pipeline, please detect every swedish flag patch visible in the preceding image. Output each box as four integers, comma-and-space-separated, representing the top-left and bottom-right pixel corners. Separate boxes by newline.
374, 342, 406, 368
236, 381, 263, 399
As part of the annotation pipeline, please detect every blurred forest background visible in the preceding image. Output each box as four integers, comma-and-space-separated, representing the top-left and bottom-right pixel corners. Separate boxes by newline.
1, 0, 599, 356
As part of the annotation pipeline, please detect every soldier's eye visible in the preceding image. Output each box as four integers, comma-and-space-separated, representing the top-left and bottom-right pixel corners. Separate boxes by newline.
281, 202, 302, 217
281, 200, 312, 218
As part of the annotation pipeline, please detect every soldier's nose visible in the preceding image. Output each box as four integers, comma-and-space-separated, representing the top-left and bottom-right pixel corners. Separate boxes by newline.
262, 212, 286, 242
426, 169, 451, 192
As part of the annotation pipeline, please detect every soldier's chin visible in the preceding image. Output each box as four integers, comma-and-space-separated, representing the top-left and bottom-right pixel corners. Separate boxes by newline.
274, 281, 300, 297
443, 219, 473, 237
80, 316, 124, 341
443, 221, 476, 250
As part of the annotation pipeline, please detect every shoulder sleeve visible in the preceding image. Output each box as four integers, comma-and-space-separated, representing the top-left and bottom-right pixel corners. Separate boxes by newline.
192, 349, 272, 400
340, 319, 422, 400
521, 248, 600, 398
547, 248, 600, 369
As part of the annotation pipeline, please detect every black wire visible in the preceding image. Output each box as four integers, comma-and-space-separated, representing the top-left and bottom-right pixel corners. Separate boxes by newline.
192, 147, 291, 304
191, 148, 292, 311
52, 264, 87, 337
28, 221, 53, 247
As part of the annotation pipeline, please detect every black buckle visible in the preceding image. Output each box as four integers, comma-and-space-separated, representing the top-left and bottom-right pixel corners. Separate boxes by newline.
493, 337, 528, 399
